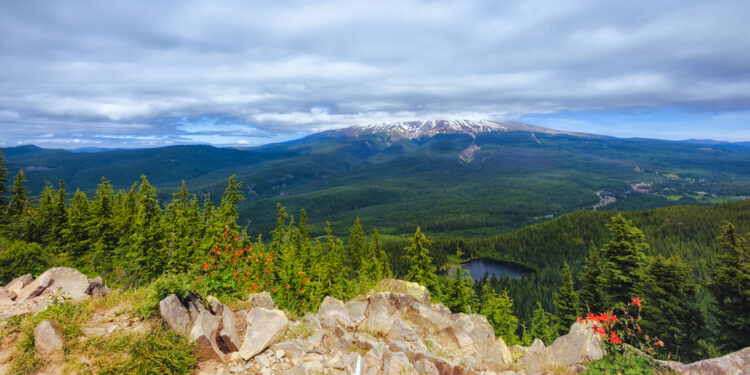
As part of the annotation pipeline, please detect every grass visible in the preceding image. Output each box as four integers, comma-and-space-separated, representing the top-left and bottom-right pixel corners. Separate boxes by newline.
584, 351, 672, 375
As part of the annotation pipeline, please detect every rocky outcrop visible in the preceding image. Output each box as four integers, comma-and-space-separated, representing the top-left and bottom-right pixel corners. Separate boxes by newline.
656, 346, 750, 375
239, 308, 288, 360
516, 322, 603, 373
159, 294, 192, 335
0, 268, 109, 319
34, 320, 64, 354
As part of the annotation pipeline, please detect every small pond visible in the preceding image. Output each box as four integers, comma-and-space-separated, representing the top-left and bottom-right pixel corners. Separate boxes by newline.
460, 258, 534, 279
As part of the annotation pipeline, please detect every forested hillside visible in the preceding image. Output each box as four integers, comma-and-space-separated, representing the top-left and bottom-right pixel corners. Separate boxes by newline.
1, 142, 748, 362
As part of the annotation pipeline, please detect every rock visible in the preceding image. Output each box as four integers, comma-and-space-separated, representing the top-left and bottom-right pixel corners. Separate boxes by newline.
34, 319, 63, 354
247, 291, 276, 309
496, 335, 513, 368
383, 349, 415, 375
219, 305, 240, 352
530, 338, 545, 352
159, 294, 193, 335
15, 272, 52, 301
414, 358, 440, 375
434, 313, 506, 372
85, 276, 109, 298
656, 346, 750, 375
271, 340, 305, 361
206, 296, 224, 315
185, 292, 207, 322
24, 267, 90, 301
359, 293, 397, 336
345, 300, 368, 325
0, 288, 15, 304
5, 273, 33, 295
388, 318, 420, 342
239, 307, 288, 360
190, 310, 224, 362
318, 296, 354, 328
546, 322, 603, 367
403, 303, 453, 335
368, 279, 430, 305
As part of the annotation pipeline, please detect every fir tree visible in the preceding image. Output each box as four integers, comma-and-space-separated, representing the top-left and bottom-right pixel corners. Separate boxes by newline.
6, 170, 28, 218
445, 250, 478, 313
480, 282, 519, 345
0, 147, 7, 209
63, 190, 92, 261
578, 243, 606, 313
554, 262, 579, 333
371, 228, 392, 278
347, 217, 367, 272
218, 175, 244, 230
403, 227, 440, 297
636, 255, 707, 361
601, 213, 648, 306
129, 176, 165, 282
707, 222, 750, 352
530, 301, 556, 345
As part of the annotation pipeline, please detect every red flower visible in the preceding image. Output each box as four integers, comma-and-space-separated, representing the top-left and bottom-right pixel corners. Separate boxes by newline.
577, 316, 584, 324
202, 263, 208, 270
298, 271, 304, 276
631, 297, 643, 308
610, 331, 622, 345
300, 289, 305, 293
234, 236, 239, 240
586, 313, 596, 322
655, 340, 664, 347
285, 284, 290, 289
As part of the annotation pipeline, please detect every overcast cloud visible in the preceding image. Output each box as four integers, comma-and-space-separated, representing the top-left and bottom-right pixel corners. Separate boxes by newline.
1, 0, 749, 148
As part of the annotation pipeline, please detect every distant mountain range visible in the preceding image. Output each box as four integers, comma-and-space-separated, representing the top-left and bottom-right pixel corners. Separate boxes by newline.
4, 120, 750, 236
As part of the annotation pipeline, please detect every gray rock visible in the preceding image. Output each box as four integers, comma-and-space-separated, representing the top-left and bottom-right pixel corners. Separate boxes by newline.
383, 349, 414, 375
388, 318, 420, 342
205, 296, 224, 315
496, 335, 513, 368
433, 313, 507, 372
190, 310, 224, 362
159, 294, 193, 335
414, 358, 440, 375
185, 292, 207, 322
34, 319, 63, 354
318, 296, 354, 328
656, 346, 750, 375
546, 322, 603, 367
239, 307, 288, 360
5, 273, 33, 295
25, 267, 90, 301
219, 305, 240, 352
345, 300, 368, 325
14, 272, 52, 301
85, 276, 109, 298
247, 291, 276, 309
368, 278, 431, 305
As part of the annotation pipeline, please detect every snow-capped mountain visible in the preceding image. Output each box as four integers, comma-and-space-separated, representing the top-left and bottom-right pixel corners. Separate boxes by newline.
320, 119, 592, 140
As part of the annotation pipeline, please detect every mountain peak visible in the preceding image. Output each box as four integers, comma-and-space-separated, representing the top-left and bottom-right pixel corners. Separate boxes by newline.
320, 119, 590, 139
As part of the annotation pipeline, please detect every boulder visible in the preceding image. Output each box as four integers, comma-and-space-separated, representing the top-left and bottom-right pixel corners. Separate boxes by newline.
495, 335, 513, 368
14, 272, 52, 301
403, 303, 453, 335
85, 276, 109, 298
239, 307, 288, 360
205, 296, 224, 316
190, 310, 224, 362
185, 292, 207, 322
368, 279, 430, 305
383, 349, 415, 375
546, 322, 604, 367
388, 318, 420, 343
159, 294, 193, 335
345, 300, 368, 325
247, 291, 276, 309
318, 296, 354, 329
656, 346, 750, 375
219, 305, 240, 352
5, 273, 33, 295
34, 320, 63, 354
434, 313, 507, 372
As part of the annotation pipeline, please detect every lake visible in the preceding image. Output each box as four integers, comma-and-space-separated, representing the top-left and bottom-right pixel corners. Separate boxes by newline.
460, 258, 533, 279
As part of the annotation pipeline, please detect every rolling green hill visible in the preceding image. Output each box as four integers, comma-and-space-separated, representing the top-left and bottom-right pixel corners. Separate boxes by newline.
5, 120, 750, 238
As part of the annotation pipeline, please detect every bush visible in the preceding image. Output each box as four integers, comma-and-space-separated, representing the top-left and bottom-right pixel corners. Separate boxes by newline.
135, 273, 195, 318
0, 238, 52, 284
584, 350, 661, 374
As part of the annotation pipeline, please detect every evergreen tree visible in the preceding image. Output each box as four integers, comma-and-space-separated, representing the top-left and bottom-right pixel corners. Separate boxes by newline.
63, 190, 92, 261
0, 147, 7, 209
480, 282, 519, 345
218, 175, 244, 230
578, 243, 606, 313
529, 301, 556, 345
445, 250, 478, 313
636, 255, 707, 361
707, 222, 750, 352
347, 217, 366, 272
403, 227, 440, 297
129, 176, 165, 282
6, 170, 28, 218
372, 228, 392, 278
554, 262, 579, 333
319, 221, 353, 300
601, 213, 648, 306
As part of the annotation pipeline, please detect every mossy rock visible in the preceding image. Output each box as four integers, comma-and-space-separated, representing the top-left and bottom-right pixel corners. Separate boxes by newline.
367, 279, 430, 304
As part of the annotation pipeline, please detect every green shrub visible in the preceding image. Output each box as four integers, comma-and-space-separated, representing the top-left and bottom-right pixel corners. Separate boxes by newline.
0, 238, 52, 284
585, 351, 666, 375
135, 273, 195, 318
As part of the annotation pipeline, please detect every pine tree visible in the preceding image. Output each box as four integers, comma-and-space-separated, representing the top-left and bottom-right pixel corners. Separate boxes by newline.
63, 190, 92, 262
530, 301, 556, 345
707, 222, 750, 352
6, 170, 28, 218
0, 147, 7, 209
403, 227, 440, 297
218, 175, 244, 231
480, 282, 519, 345
129, 175, 164, 282
578, 243, 606, 313
347, 217, 366, 272
601, 213, 648, 306
445, 250, 478, 313
372, 228, 392, 278
554, 262, 579, 333
636, 255, 707, 361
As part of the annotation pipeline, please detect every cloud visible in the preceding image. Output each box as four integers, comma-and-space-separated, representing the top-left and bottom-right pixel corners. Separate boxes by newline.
1, 0, 749, 147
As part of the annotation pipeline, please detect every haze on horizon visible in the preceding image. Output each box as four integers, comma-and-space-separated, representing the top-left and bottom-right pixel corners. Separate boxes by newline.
1, 0, 749, 149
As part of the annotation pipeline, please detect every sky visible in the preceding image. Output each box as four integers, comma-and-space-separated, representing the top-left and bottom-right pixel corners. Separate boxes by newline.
1, 0, 749, 149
